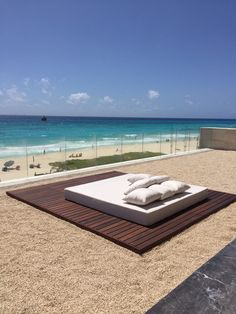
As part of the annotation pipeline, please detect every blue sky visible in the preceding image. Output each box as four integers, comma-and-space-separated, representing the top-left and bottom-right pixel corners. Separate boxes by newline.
0, 0, 236, 118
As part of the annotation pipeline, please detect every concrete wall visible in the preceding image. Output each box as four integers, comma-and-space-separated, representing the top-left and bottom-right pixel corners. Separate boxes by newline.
200, 127, 236, 150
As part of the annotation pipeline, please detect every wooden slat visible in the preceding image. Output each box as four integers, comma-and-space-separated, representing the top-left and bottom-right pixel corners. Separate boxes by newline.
6, 171, 236, 254
125, 192, 229, 246
136, 195, 236, 253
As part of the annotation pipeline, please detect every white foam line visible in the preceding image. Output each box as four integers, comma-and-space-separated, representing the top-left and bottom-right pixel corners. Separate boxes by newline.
1, 148, 212, 189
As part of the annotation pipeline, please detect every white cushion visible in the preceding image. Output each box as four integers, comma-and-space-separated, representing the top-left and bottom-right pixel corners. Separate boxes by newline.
124, 175, 169, 195
148, 184, 176, 200
123, 188, 162, 205
127, 173, 151, 184
161, 180, 189, 193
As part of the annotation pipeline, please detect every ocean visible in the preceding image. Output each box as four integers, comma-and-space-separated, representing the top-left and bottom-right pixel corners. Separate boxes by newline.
0, 115, 236, 158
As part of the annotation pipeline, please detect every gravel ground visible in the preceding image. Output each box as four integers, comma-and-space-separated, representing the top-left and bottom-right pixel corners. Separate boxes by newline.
0, 150, 235, 314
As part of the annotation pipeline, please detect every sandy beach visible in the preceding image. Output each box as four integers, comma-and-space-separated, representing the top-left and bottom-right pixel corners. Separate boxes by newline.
0, 138, 198, 182
0, 149, 235, 313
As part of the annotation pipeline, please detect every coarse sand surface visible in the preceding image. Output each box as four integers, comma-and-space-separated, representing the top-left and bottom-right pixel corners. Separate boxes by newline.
0, 150, 235, 313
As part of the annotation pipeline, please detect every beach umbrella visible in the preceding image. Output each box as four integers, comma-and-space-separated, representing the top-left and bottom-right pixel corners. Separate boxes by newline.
4, 160, 14, 168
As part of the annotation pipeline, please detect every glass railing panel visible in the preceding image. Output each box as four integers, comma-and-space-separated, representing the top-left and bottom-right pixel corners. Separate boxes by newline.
121, 134, 142, 155
95, 135, 122, 159
25, 137, 66, 176
0, 129, 201, 183
64, 136, 97, 170
141, 133, 163, 155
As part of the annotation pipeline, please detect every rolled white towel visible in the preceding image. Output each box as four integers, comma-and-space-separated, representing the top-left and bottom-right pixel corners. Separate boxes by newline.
123, 188, 162, 205
127, 173, 151, 184
124, 175, 169, 195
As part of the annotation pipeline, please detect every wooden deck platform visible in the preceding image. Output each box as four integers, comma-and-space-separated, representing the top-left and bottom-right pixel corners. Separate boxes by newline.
6, 171, 236, 254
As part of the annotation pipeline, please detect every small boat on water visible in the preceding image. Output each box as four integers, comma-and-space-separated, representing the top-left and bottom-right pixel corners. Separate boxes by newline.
41, 115, 47, 121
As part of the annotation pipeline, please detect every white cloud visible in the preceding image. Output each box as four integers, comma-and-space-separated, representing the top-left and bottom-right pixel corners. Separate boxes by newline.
67, 92, 90, 104
39, 77, 52, 95
184, 94, 193, 105
23, 77, 30, 87
5, 85, 27, 103
148, 90, 160, 99
41, 99, 50, 105
102, 96, 114, 103
132, 98, 141, 105
0, 89, 3, 96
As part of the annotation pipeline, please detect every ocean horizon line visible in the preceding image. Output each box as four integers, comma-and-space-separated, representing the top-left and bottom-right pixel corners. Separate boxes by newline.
0, 114, 236, 121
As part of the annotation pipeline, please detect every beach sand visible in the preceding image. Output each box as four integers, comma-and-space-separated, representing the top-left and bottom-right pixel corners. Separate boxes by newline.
0, 150, 235, 313
0, 138, 198, 182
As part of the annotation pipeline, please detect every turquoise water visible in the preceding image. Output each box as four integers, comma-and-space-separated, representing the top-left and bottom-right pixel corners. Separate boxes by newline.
0, 115, 235, 157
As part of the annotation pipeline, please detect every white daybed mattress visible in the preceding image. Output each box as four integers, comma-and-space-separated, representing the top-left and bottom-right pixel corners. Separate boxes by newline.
64, 174, 208, 226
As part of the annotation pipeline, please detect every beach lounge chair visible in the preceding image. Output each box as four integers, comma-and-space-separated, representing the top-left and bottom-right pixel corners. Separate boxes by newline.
64, 174, 208, 226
